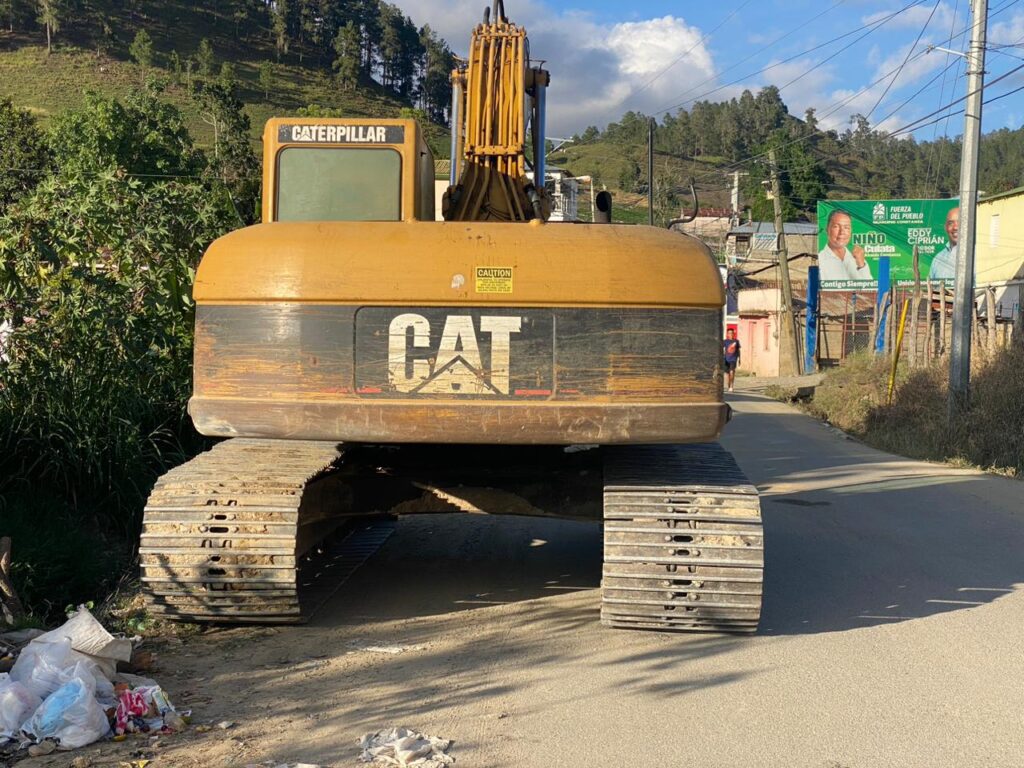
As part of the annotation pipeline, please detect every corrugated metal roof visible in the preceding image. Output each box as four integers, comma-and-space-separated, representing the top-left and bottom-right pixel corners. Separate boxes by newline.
728, 221, 818, 236
980, 185, 1024, 204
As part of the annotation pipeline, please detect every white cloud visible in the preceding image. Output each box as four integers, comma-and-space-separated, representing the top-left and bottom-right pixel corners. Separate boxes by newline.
605, 17, 714, 79
390, 0, 716, 133
990, 9, 1024, 45
863, 2, 959, 34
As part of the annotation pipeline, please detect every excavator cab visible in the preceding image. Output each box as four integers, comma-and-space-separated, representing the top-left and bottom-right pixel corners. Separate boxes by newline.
262, 118, 435, 223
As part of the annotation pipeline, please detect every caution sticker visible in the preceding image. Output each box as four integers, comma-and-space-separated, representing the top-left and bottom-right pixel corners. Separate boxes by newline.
475, 266, 513, 294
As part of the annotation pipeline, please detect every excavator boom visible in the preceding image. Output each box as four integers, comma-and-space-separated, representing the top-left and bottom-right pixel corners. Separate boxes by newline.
445, 0, 549, 221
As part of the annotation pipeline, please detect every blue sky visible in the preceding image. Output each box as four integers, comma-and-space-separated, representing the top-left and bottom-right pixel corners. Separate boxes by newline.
393, 0, 1024, 139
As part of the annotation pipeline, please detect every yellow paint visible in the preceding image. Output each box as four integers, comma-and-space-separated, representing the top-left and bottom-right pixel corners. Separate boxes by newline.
976, 190, 1024, 286
887, 298, 910, 405
446, 18, 542, 221
261, 117, 433, 223
194, 221, 724, 308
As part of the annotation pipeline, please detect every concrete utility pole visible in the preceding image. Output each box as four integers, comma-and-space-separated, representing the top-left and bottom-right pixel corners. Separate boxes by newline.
730, 171, 747, 228
948, 0, 988, 421
648, 117, 655, 226
769, 148, 801, 377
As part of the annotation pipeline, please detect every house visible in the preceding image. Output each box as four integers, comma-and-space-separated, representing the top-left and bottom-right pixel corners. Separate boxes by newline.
675, 208, 735, 258
731, 254, 817, 377
726, 221, 817, 264
976, 186, 1024, 320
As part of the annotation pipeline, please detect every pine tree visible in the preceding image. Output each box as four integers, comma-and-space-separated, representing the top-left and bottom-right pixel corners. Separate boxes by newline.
273, 0, 289, 59
333, 21, 361, 91
258, 61, 274, 100
129, 29, 154, 69
37, 0, 61, 54
196, 38, 215, 78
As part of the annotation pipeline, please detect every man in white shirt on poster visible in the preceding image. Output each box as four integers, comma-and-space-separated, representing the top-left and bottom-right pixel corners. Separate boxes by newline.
928, 206, 958, 281
818, 209, 872, 281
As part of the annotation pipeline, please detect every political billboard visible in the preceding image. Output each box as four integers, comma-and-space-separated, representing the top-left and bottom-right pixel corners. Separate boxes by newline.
816, 199, 959, 290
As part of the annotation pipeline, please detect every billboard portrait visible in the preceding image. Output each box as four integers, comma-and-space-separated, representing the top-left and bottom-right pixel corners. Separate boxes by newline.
816, 199, 960, 290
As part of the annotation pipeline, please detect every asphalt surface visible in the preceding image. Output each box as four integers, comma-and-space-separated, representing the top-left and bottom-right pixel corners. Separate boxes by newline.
143, 393, 1024, 768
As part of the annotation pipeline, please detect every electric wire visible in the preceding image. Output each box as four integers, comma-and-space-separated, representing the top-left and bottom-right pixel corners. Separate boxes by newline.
864, 0, 942, 122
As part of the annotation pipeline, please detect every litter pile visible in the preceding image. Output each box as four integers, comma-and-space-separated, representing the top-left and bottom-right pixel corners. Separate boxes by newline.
0, 607, 185, 758
359, 727, 454, 767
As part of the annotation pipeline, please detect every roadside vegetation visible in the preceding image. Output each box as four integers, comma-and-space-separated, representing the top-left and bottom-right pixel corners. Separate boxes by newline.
0, 0, 457, 626
0, 88, 243, 624
808, 349, 1024, 476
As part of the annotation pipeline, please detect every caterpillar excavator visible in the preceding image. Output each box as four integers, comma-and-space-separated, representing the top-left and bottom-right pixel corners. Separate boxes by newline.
140, 1, 764, 633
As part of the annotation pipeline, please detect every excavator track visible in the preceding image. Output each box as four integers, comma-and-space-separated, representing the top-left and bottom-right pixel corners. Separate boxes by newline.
602, 443, 763, 633
140, 439, 391, 623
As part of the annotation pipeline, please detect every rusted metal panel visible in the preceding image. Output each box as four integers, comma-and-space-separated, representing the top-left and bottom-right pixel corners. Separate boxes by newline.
195, 305, 719, 403
189, 399, 728, 444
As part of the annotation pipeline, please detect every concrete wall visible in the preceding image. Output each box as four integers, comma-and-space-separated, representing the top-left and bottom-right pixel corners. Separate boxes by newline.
738, 287, 782, 315
736, 314, 780, 377
976, 193, 1024, 317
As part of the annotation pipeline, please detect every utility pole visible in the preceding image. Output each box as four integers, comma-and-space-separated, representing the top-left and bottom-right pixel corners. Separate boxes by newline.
948, 0, 988, 421
730, 171, 747, 227
769, 148, 801, 377
648, 117, 655, 226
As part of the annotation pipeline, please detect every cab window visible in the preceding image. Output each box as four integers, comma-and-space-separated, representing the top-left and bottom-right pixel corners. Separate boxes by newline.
276, 148, 401, 221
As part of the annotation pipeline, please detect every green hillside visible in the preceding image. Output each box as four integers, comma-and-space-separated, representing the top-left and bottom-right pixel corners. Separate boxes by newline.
548, 98, 1024, 224
0, 0, 454, 154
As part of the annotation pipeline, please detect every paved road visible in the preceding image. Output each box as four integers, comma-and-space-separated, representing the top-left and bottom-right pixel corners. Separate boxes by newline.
133, 394, 1023, 768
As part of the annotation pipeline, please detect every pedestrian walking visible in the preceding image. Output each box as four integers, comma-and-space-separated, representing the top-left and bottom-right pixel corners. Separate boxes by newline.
723, 328, 741, 393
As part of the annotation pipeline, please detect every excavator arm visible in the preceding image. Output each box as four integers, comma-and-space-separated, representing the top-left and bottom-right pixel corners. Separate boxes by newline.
444, 0, 550, 221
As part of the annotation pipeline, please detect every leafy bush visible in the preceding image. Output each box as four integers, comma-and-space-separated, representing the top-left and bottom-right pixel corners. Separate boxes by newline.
0, 93, 237, 543
0, 98, 51, 211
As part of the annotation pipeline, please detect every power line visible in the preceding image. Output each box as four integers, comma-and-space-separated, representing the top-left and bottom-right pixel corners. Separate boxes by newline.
887, 60, 1024, 136
669, 1, 1022, 187
865, 0, 942, 122
890, 78, 1024, 136
925, 0, 965, 195
652, 0, 928, 117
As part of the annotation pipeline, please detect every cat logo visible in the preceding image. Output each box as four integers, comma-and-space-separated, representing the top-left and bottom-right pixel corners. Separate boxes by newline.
388, 313, 522, 395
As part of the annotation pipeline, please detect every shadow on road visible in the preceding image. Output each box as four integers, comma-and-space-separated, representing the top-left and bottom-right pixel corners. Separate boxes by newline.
723, 392, 1024, 636
317, 513, 603, 624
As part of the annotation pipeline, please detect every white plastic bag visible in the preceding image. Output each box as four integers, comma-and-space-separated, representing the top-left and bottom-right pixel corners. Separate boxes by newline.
8, 637, 74, 700
64, 660, 116, 710
24, 674, 110, 749
0, 673, 42, 739
13, 606, 130, 681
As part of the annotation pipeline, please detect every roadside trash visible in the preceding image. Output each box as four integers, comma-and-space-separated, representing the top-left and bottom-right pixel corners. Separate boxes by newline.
0, 606, 188, 756
24, 675, 110, 748
217, 720, 235, 730
348, 643, 425, 655
26, 738, 56, 756
0, 675, 41, 738
359, 727, 454, 767
114, 684, 182, 736
13, 605, 131, 681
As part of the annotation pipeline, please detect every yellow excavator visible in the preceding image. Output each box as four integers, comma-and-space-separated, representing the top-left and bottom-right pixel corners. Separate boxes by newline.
140, 1, 764, 632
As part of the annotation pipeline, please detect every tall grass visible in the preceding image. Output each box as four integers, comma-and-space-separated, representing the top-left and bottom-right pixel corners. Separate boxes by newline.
0, 94, 238, 622
810, 347, 1024, 475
